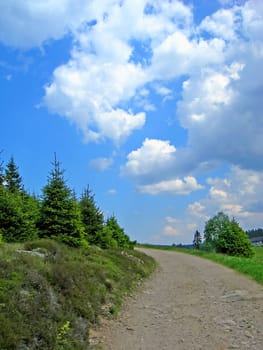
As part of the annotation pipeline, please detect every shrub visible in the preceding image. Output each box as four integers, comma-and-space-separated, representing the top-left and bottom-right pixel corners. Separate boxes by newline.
204, 212, 254, 258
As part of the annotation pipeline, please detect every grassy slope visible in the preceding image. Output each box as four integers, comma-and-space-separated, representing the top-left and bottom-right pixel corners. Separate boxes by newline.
0, 240, 156, 350
140, 244, 263, 285
184, 246, 263, 285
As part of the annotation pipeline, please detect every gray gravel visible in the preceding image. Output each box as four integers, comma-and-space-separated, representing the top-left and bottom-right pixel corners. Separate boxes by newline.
91, 248, 263, 350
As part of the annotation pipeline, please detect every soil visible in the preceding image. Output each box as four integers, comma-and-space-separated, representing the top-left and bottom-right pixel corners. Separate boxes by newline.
90, 248, 263, 350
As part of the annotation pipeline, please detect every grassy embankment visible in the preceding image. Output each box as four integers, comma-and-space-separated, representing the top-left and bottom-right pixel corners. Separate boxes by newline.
140, 244, 263, 285
0, 239, 156, 350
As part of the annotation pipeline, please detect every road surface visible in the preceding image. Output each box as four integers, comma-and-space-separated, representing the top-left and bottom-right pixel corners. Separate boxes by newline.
90, 248, 263, 350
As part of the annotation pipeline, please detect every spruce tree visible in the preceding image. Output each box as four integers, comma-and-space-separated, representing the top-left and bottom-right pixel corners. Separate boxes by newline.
0, 188, 39, 242
106, 215, 131, 248
193, 230, 202, 249
0, 156, 39, 242
39, 155, 86, 247
79, 187, 104, 245
0, 150, 4, 186
5, 156, 24, 193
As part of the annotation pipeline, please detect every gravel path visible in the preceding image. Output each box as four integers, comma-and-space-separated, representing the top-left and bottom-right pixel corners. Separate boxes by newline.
91, 248, 263, 350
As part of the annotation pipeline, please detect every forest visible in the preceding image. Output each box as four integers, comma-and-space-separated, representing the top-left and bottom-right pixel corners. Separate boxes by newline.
0, 152, 134, 249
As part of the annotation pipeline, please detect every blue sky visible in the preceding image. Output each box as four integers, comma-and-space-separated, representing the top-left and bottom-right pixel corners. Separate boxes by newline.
1, 0, 263, 244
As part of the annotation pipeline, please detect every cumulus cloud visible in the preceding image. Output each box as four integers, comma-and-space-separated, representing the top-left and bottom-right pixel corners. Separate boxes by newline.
138, 176, 204, 195
0, 0, 92, 48
187, 166, 263, 231
1, 0, 263, 168
155, 165, 263, 243
41, 0, 196, 144
121, 138, 176, 180
199, 8, 238, 40
175, 0, 263, 172
44, 50, 147, 143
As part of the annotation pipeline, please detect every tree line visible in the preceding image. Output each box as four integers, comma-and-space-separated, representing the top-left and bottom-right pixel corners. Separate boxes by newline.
246, 228, 263, 239
0, 153, 134, 249
193, 212, 254, 258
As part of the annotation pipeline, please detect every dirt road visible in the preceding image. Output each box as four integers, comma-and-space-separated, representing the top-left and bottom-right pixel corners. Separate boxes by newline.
91, 248, 263, 350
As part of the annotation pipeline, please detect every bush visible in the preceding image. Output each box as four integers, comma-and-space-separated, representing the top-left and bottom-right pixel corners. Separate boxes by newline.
204, 212, 254, 258
216, 220, 254, 258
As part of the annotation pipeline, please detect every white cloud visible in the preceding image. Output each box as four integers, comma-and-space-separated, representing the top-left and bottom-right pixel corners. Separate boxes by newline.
0, 0, 93, 48
89, 157, 113, 171
138, 176, 204, 195
163, 217, 198, 239
121, 138, 176, 178
187, 202, 208, 220
174, 1, 263, 173
41, 0, 196, 144
2, 0, 263, 170
158, 165, 263, 243
199, 8, 238, 40
44, 52, 147, 143
186, 166, 263, 231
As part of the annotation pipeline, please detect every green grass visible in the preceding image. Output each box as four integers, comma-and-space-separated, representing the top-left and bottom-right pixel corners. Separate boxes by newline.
0, 239, 156, 350
139, 244, 263, 286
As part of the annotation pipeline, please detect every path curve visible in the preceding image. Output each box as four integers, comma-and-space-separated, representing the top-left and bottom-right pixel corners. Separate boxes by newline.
91, 248, 263, 350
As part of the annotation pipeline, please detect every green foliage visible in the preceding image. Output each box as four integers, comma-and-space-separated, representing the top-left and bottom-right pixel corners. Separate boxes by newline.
0, 187, 39, 242
0, 152, 133, 250
0, 156, 39, 243
79, 187, 104, 245
246, 228, 263, 238
0, 150, 4, 186
178, 247, 263, 285
203, 212, 254, 258
38, 156, 86, 247
0, 239, 156, 349
193, 230, 202, 249
4, 156, 24, 193
106, 215, 132, 249
216, 219, 254, 258
204, 211, 229, 248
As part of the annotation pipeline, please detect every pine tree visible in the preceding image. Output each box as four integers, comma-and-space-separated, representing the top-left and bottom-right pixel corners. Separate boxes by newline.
38, 155, 86, 247
193, 230, 202, 249
5, 156, 24, 193
79, 187, 104, 245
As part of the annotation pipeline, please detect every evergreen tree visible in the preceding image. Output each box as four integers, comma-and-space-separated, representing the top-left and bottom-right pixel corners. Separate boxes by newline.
193, 230, 202, 249
0, 150, 4, 186
0, 187, 39, 242
38, 155, 86, 247
106, 215, 131, 248
79, 187, 104, 245
5, 156, 24, 193
0, 155, 39, 242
